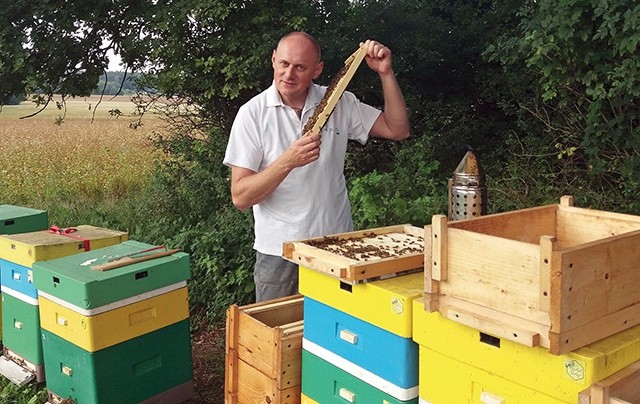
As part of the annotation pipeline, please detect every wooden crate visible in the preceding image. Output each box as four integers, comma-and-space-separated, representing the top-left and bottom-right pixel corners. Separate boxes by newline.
424, 195, 640, 354
283, 225, 424, 282
579, 360, 640, 404
225, 294, 304, 404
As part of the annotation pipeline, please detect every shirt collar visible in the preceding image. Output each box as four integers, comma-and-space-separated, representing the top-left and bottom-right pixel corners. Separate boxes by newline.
266, 81, 323, 112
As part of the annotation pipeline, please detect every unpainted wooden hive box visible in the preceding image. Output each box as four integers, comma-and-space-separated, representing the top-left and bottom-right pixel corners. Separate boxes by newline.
225, 294, 303, 404
424, 195, 640, 354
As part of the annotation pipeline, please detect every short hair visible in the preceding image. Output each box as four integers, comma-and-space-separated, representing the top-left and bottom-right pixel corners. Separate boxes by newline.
276, 31, 322, 62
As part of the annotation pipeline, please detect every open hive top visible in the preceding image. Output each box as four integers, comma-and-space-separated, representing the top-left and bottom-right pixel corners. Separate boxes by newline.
283, 225, 425, 281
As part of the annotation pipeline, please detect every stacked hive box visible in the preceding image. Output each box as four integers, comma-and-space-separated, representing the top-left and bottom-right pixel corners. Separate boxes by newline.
0, 205, 49, 346
417, 196, 640, 402
225, 294, 304, 403
33, 240, 194, 404
0, 205, 48, 235
284, 225, 425, 404
0, 225, 127, 385
413, 299, 640, 403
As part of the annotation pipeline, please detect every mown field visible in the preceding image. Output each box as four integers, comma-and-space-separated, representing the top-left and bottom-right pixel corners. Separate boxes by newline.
0, 95, 164, 402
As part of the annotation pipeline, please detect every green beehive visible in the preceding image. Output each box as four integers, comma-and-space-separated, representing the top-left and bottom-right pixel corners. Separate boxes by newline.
0, 205, 48, 235
42, 319, 193, 404
302, 349, 418, 404
33, 240, 190, 309
1, 291, 43, 367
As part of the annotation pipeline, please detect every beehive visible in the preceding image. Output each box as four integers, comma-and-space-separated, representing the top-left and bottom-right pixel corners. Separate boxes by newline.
0, 205, 48, 235
424, 196, 640, 354
32, 240, 189, 309
302, 349, 418, 404
303, 297, 418, 395
225, 294, 304, 404
38, 283, 189, 351
413, 298, 640, 403
0, 225, 128, 384
299, 266, 423, 337
33, 240, 193, 402
42, 320, 193, 404
0, 225, 128, 268
578, 359, 640, 403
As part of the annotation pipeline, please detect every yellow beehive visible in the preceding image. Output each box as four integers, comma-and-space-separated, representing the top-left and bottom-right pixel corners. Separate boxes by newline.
299, 266, 423, 338
0, 225, 128, 267
38, 284, 189, 352
424, 195, 640, 354
413, 298, 640, 403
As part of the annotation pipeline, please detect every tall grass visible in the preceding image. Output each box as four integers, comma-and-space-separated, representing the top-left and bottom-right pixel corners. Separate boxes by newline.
0, 96, 162, 401
0, 96, 161, 228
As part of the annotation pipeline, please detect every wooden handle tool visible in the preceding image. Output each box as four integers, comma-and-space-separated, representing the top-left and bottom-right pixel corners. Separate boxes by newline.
91, 248, 181, 272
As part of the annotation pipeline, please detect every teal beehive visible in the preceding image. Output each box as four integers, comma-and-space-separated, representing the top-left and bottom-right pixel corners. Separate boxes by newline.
32, 240, 190, 309
42, 319, 194, 404
0, 205, 48, 235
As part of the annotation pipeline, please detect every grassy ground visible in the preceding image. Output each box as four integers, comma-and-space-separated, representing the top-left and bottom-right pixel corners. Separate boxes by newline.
0, 96, 226, 403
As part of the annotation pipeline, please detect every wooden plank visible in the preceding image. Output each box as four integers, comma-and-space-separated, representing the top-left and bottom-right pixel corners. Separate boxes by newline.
446, 204, 557, 244
579, 360, 640, 404
91, 248, 181, 271
225, 305, 240, 403
432, 215, 447, 281
246, 296, 304, 328
423, 225, 439, 312
556, 205, 640, 249
553, 230, 640, 333
441, 228, 548, 325
235, 307, 279, 378
560, 195, 574, 207
438, 295, 551, 348
224, 348, 239, 404
549, 301, 640, 354
235, 358, 300, 404
303, 46, 366, 137
539, 235, 555, 314
443, 305, 541, 347
346, 254, 424, 281
279, 333, 303, 389
283, 225, 424, 281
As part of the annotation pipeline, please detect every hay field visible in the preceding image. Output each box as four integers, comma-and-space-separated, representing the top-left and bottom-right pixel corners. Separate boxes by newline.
0, 95, 162, 212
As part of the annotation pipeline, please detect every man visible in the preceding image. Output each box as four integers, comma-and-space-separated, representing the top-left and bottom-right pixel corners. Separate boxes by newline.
223, 31, 409, 302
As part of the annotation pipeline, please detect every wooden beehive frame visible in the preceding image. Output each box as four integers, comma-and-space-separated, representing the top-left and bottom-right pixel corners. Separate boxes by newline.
425, 195, 640, 354
283, 224, 424, 282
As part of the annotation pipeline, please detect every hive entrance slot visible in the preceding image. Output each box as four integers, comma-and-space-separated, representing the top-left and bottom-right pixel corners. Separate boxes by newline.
339, 282, 353, 293
480, 332, 501, 348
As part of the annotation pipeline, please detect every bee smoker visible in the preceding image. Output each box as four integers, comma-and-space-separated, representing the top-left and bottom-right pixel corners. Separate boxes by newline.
448, 149, 487, 221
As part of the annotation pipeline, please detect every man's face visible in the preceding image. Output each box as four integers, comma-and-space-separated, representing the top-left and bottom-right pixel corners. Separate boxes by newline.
272, 35, 323, 104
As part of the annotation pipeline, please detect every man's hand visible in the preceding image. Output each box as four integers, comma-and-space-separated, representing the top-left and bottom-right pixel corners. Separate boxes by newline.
361, 39, 393, 76
283, 133, 322, 168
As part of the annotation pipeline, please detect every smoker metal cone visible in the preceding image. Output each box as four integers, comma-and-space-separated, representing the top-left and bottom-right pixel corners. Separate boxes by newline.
454, 150, 485, 177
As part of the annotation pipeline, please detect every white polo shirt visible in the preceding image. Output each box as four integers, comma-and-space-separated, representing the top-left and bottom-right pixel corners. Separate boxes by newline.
224, 82, 381, 256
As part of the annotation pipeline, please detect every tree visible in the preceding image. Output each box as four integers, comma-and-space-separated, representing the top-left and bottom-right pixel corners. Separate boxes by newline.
0, 1, 155, 112
485, 0, 640, 212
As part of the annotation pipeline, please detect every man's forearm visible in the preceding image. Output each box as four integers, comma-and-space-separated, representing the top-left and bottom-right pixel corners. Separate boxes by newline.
380, 70, 410, 137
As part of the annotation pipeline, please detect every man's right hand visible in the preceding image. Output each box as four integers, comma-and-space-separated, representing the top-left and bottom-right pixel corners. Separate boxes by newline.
284, 133, 322, 168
